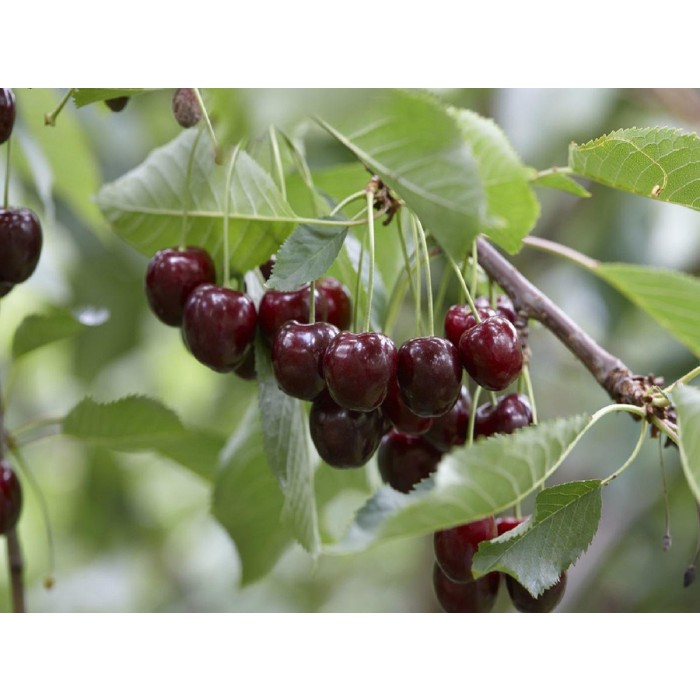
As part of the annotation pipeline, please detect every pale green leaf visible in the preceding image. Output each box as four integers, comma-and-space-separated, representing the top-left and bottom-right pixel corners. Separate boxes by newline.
450, 108, 540, 253
473, 480, 602, 597
596, 263, 700, 357
672, 385, 700, 504
529, 168, 591, 198
72, 89, 149, 107
329, 414, 590, 553
569, 127, 700, 210
318, 89, 485, 261
95, 130, 296, 274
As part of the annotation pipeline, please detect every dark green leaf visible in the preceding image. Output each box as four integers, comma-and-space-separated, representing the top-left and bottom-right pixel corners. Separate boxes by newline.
529, 168, 591, 198
72, 89, 149, 108
472, 480, 602, 597
672, 385, 700, 504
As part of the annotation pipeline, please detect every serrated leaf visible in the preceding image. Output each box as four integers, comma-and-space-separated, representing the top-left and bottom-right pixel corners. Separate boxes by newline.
672, 385, 700, 504
72, 89, 149, 107
329, 414, 590, 553
96, 130, 296, 274
255, 340, 320, 554
569, 127, 700, 210
529, 168, 591, 198
473, 480, 602, 597
596, 263, 700, 357
450, 108, 540, 254
318, 89, 485, 261
267, 220, 348, 291
12, 307, 108, 360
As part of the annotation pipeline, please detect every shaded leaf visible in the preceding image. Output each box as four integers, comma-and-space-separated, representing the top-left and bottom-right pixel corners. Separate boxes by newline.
529, 168, 591, 198
672, 385, 700, 504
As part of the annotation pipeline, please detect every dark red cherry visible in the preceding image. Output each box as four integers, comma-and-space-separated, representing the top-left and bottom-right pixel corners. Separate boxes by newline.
0, 88, 16, 144
317, 277, 352, 330
145, 247, 216, 326
444, 304, 496, 347
258, 285, 328, 344
459, 316, 523, 391
323, 331, 397, 412
259, 256, 276, 281
105, 96, 129, 112
233, 347, 256, 381
506, 572, 567, 613
272, 321, 339, 400
495, 295, 517, 324
474, 393, 532, 439
0, 459, 22, 535
182, 285, 257, 372
397, 337, 462, 417
0, 208, 43, 284
496, 516, 526, 536
172, 88, 202, 128
377, 430, 442, 493
424, 386, 471, 453
381, 379, 433, 435
0, 281, 13, 298
434, 516, 497, 583
309, 391, 384, 468
433, 563, 500, 613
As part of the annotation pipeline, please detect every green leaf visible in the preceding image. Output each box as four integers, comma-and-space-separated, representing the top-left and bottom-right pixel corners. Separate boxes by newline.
450, 108, 540, 254
318, 89, 485, 261
267, 220, 348, 291
473, 480, 602, 597
255, 341, 320, 555
12, 306, 108, 360
569, 127, 700, 210
672, 385, 700, 504
529, 168, 591, 198
595, 263, 700, 357
329, 414, 590, 553
72, 89, 149, 108
95, 130, 296, 274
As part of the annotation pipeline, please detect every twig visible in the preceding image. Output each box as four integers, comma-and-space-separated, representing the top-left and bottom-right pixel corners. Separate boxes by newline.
6, 529, 25, 613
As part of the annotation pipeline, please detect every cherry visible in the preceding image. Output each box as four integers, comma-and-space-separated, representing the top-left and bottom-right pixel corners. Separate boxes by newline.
506, 572, 567, 613
433, 563, 500, 613
0, 460, 22, 535
322, 331, 397, 412
434, 516, 497, 583
0, 282, 13, 298
0, 88, 16, 144
424, 386, 471, 453
258, 285, 328, 344
105, 96, 129, 112
474, 393, 532, 439
0, 208, 43, 284
272, 321, 339, 400
145, 247, 216, 326
459, 315, 523, 391
495, 295, 517, 324
233, 347, 256, 381
381, 379, 433, 435
444, 304, 496, 348
172, 88, 202, 128
377, 430, 442, 493
309, 391, 384, 468
182, 284, 257, 372
397, 337, 462, 417
259, 256, 276, 281
496, 516, 525, 536
316, 277, 352, 330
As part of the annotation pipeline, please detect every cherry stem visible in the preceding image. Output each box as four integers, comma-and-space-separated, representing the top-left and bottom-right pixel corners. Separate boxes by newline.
414, 216, 434, 336
522, 365, 538, 425
601, 419, 648, 487
467, 386, 482, 447
396, 212, 419, 318
43, 88, 74, 127
330, 190, 366, 218
222, 143, 243, 288
180, 128, 205, 249
268, 126, 287, 199
522, 235, 599, 271
665, 365, 700, 393
352, 228, 365, 333
3, 136, 10, 209
444, 249, 480, 320
277, 130, 321, 217
192, 89, 222, 164
658, 438, 672, 551
309, 280, 316, 323
6, 529, 25, 613
363, 190, 376, 333
411, 215, 422, 337
470, 239, 479, 299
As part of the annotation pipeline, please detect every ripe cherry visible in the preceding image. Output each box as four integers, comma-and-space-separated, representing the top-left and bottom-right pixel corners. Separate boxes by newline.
496, 516, 525, 536
377, 430, 442, 493
506, 572, 567, 613
0, 460, 22, 535
381, 379, 434, 435
145, 247, 216, 326
0, 282, 13, 298
258, 285, 328, 344
459, 315, 523, 391
105, 96, 129, 112
434, 516, 497, 583
0, 88, 16, 144
182, 284, 257, 372
433, 563, 500, 613
0, 208, 43, 284
474, 393, 532, 439
309, 391, 384, 468
233, 347, 256, 381
424, 386, 471, 453
317, 277, 352, 330
272, 321, 339, 400
444, 304, 496, 348
172, 88, 202, 128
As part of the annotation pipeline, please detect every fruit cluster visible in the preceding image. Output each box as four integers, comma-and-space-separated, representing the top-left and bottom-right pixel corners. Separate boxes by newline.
0, 459, 22, 536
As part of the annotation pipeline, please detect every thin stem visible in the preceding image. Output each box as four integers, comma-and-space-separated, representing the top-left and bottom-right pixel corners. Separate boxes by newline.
522, 365, 538, 425
658, 438, 672, 551
309, 280, 316, 323
650, 415, 679, 445
433, 265, 452, 326
222, 143, 243, 288
396, 213, 419, 315
192, 89, 222, 164
268, 126, 286, 200
414, 217, 434, 336
352, 230, 365, 333
363, 190, 376, 333
10, 416, 63, 440
3, 137, 10, 209
530, 166, 574, 180
43, 88, 74, 127
6, 529, 25, 613
277, 130, 321, 217
470, 239, 479, 299
444, 250, 480, 320
523, 236, 599, 271
330, 190, 366, 218
180, 128, 205, 248
666, 365, 700, 393
601, 419, 648, 486
411, 215, 422, 337
467, 386, 483, 447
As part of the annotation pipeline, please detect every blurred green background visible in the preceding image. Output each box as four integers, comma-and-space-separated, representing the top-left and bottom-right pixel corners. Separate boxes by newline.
1, 88, 700, 612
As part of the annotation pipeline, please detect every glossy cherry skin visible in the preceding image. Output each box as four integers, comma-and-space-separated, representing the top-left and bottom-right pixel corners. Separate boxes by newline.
507, 572, 567, 613
424, 386, 471, 453
182, 285, 257, 372
145, 247, 216, 326
0, 88, 16, 144
496, 516, 526, 536
172, 88, 202, 128
233, 347, 256, 381
397, 337, 462, 418
444, 305, 496, 348
0, 281, 13, 298
474, 393, 532, 439
323, 331, 397, 412
309, 391, 384, 468
0, 208, 43, 284
105, 96, 129, 112
434, 516, 497, 583
459, 315, 523, 391
272, 321, 339, 400
317, 277, 352, 330
381, 379, 433, 435
377, 430, 442, 493
0, 460, 22, 535
433, 564, 501, 613
258, 285, 328, 344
